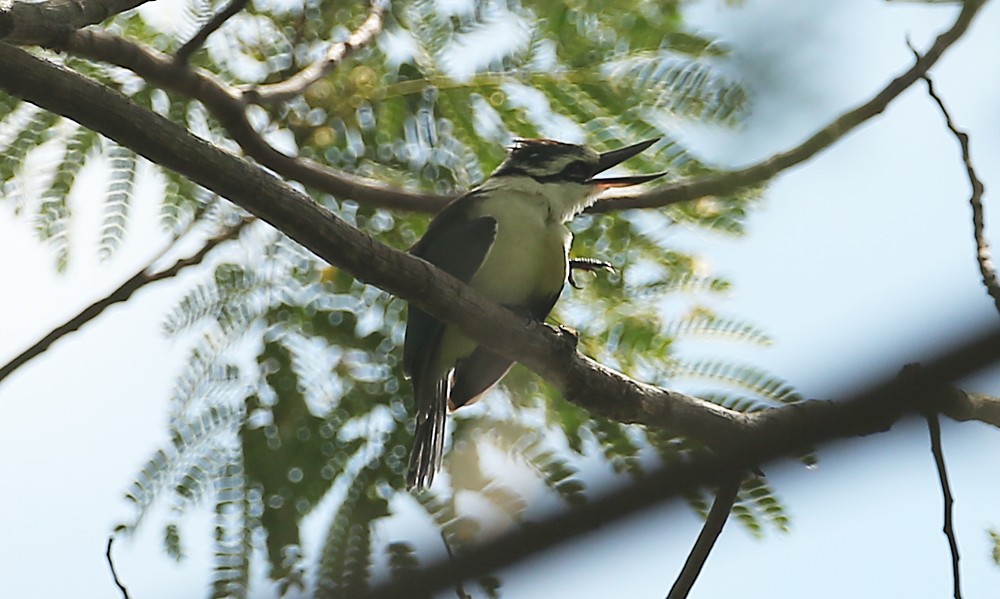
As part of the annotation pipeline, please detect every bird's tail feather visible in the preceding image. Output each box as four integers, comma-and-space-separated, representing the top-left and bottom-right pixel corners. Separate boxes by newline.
406, 373, 450, 491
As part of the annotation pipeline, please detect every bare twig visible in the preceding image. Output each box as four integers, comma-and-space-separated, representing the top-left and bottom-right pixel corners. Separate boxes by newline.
926, 413, 962, 599
106, 536, 131, 599
440, 532, 471, 599
666, 476, 741, 599
0, 0, 152, 45
243, 0, 387, 104
174, 0, 249, 64
0, 219, 249, 384
917, 64, 1000, 314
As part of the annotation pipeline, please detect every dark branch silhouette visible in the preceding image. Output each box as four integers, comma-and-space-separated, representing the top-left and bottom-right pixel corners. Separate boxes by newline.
174, 0, 249, 63
927, 413, 962, 599
666, 476, 741, 599
918, 66, 999, 315
242, 0, 387, 105
362, 332, 1000, 598
0, 219, 249, 384
106, 536, 131, 599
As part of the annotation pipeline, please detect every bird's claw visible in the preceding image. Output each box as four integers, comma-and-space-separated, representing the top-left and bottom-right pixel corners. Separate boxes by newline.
568, 258, 615, 289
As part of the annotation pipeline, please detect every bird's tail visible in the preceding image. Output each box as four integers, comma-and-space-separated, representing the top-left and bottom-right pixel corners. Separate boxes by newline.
406, 373, 451, 491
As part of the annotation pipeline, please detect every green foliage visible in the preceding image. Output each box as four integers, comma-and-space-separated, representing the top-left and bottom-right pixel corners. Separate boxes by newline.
0, 0, 812, 596
101, 142, 139, 260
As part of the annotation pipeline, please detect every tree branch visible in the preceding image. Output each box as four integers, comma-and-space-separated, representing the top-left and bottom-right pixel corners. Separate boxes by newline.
926, 413, 962, 599
0, 0, 151, 45
174, 0, 248, 64
587, 0, 987, 213
918, 69, 1000, 315
0, 218, 249, 385
9, 0, 978, 217
665, 476, 741, 599
2, 40, 997, 452
60, 29, 453, 213
363, 334, 1000, 599
242, 0, 387, 105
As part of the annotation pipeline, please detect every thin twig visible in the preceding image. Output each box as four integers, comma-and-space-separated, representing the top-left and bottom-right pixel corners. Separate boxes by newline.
0, 219, 250, 385
926, 413, 962, 599
106, 536, 131, 599
666, 476, 741, 599
175, 0, 249, 63
440, 531, 471, 599
914, 56, 1000, 315
243, 0, 387, 104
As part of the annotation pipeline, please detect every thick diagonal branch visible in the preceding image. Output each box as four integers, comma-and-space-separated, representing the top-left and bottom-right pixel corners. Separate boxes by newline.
3, 41, 998, 445
0, 0, 151, 45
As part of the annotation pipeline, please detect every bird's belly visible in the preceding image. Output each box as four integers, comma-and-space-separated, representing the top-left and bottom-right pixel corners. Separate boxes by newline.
432, 215, 569, 374
468, 217, 569, 305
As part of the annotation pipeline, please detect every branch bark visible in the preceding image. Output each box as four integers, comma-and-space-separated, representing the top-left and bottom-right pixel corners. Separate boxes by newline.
1, 35, 997, 448
0, 0, 151, 45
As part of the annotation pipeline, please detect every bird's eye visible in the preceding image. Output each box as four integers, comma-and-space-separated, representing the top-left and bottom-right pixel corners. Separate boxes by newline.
562, 161, 590, 181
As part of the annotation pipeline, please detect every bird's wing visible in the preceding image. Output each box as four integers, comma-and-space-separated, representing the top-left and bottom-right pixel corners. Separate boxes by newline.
403, 193, 498, 380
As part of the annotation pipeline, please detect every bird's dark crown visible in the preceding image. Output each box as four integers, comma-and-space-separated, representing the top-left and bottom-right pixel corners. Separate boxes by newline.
492, 139, 599, 183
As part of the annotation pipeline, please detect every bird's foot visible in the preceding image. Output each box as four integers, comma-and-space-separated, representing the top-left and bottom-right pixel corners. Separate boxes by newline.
554, 324, 580, 348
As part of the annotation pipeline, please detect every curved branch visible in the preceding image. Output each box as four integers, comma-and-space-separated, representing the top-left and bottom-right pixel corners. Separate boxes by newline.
242, 0, 387, 105
0, 0, 151, 45
12, 0, 978, 217
0, 219, 249, 384
3, 41, 998, 446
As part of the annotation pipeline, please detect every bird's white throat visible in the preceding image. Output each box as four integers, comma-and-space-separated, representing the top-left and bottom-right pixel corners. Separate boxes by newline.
479, 175, 597, 224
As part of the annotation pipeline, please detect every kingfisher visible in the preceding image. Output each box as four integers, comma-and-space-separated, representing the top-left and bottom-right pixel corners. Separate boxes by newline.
404, 138, 664, 490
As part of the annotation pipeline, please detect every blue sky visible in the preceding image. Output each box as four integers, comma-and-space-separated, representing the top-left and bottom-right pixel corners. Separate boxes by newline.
2, 1, 1000, 598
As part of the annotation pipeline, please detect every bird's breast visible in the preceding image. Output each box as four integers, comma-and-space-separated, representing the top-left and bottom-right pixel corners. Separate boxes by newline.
468, 195, 570, 306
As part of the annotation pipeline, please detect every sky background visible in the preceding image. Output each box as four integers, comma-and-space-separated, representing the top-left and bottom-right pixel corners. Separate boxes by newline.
3, 0, 1000, 598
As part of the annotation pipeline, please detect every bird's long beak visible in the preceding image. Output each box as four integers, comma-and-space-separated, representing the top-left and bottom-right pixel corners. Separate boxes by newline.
590, 138, 666, 189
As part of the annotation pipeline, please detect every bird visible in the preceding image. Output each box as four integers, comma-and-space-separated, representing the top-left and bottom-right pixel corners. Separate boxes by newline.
403, 137, 664, 490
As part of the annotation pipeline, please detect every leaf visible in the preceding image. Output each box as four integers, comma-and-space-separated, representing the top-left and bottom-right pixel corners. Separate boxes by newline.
100, 143, 139, 260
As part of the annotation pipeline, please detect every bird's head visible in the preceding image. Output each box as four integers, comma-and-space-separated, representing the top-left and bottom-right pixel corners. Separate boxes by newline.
492, 138, 665, 190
